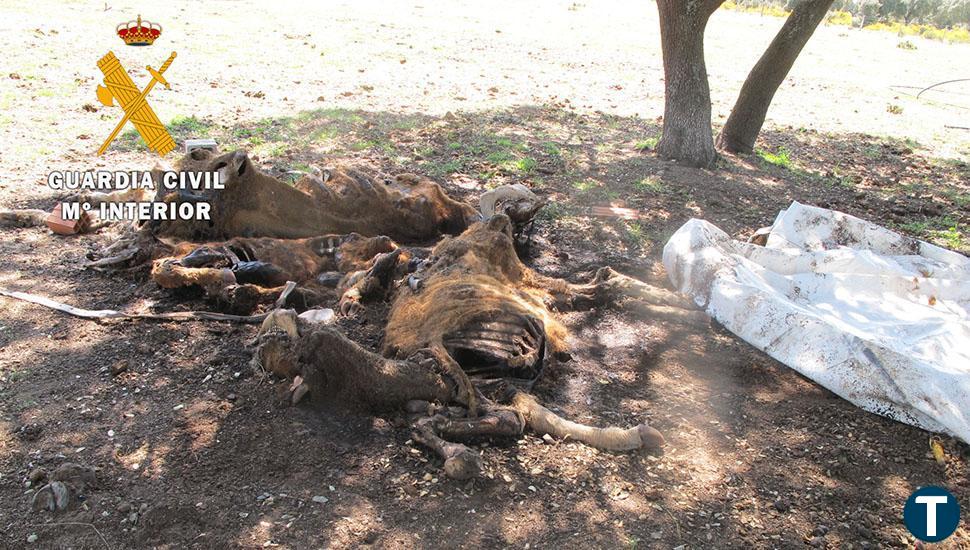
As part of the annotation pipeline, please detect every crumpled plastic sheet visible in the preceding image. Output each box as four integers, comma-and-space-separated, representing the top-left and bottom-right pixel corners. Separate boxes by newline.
663, 201, 970, 443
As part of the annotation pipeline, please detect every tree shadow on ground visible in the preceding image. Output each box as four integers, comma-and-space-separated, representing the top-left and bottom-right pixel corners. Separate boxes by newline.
2, 104, 969, 548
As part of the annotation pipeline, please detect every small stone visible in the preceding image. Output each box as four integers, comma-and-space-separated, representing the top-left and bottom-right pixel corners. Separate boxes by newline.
110, 360, 128, 377
312, 495, 329, 504
139, 503, 148, 514
128, 512, 138, 524
28, 468, 48, 483
542, 434, 554, 444
31, 487, 54, 512
27, 534, 38, 543
773, 498, 790, 513
116, 501, 132, 513
239, 512, 249, 518
227, 393, 237, 401
50, 481, 71, 510
52, 463, 96, 490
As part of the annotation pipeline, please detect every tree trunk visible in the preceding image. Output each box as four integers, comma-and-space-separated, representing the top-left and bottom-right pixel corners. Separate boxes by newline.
655, 0, 722, 169
716, 0, 835, 154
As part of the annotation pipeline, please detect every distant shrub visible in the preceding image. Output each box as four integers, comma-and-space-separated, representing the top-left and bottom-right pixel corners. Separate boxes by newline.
720, 1, 789, 17
887, 103, 903, 114
826, 10, 853, 26
864, 22, 970, 43
720, 0, 969, 43
897, 39, 917, 49
759, 4, 790, 17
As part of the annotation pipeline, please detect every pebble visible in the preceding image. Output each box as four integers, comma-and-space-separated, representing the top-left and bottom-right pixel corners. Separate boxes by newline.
312, 495, 329, 504
773, 498, 790, 513
27, 534, 38, 543
28, 468, 48, 483
117, 501, 132, 513
110, 360, 129, 377
542, 434, 554, 444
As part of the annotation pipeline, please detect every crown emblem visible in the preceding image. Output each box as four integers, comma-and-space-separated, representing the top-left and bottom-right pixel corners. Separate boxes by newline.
116, 15, 161, 46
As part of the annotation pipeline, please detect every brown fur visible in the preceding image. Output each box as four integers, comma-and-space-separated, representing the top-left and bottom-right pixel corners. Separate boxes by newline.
151, 150, 479, 243
383, 216, 567, 360
158, 233, 396, 289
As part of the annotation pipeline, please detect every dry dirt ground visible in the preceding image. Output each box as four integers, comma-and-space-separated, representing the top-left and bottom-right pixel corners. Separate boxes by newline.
1, 1, 969, 549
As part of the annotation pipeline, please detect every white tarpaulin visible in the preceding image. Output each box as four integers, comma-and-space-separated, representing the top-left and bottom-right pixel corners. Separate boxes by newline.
663, 201, 970, 443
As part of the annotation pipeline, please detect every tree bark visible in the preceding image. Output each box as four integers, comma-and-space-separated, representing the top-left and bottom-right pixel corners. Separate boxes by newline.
655, 0, 723, 169
716, 0, 835, 153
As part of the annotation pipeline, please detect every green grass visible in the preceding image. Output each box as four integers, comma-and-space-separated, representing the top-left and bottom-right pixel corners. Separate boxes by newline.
634, 136, 659, 152
511, 157, 537, 173
540, 141, 562, 157
940, 189, 970, 208
622, 221, 649, 247
898, 216, 967, 250
538, 201, 572, 222
423, 159, 464, 177
633, 176, 664, 193
168, 115, 214, 139
486, 150, 514, 164
931, 225, 965, 249
350, 140, 378, 151
756, 147, 794, 169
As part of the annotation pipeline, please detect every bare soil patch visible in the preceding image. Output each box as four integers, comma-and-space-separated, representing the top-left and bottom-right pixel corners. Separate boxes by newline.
1, 2, 968, 548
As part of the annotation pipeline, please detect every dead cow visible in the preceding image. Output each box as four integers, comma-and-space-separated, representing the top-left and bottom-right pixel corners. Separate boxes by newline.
150, 233, 399, 312
87, 148, 479, 269
150, 149, 480, 243
253, 214, 706, 479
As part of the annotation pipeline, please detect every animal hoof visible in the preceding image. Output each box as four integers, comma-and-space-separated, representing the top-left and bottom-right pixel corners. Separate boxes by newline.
443, 449, 481, 480
637, 424, 665, 450
339, 297, 362, 317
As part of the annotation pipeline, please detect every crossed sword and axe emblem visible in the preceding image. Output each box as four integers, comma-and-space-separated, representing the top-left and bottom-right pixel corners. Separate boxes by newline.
95, 51, 177, 156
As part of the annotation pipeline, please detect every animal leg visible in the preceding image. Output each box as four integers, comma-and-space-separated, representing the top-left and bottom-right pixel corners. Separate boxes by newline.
151, 259, 236, 291
411, 417, 482, 480
429, 344, 480, 417
555, 267, 708, 324
257, 319, 455, 409
509, 390, 664, 452
337, 248, 404, 315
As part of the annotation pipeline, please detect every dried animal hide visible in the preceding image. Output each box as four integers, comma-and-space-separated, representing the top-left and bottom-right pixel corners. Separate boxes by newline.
149, 149, 480, 243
